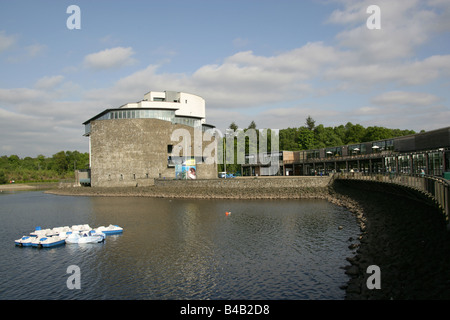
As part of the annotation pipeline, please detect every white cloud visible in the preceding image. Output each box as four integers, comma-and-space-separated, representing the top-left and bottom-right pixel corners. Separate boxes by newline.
6, 43, 47, 63
83, 47, 137, 70
25, 43, 46, 58
371, 91, 441, 107
326, 0, 369, 26
0, 107, 88, 156
0, 87, 52, 104
34, 75, 65, 90
324, 54, 450, 87
83, 64, 183, 106
327, 0, 450, 62
354, 106, 380, 115
0, 30, 16, 53
83, 44, 335, 112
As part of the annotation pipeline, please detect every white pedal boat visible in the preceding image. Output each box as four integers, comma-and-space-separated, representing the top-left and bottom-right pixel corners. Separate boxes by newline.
96, 224, 123, 235
57, 231, 73, 240
31, 236, 66, 248
15, 236, 34, 247
30, 227, 51, 238
46, 226, 72, 237
65, 230, 105, 244
71, 224, 92, 232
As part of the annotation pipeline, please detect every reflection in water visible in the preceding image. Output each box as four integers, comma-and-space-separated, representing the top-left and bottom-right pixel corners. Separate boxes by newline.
1, 192, 359, 300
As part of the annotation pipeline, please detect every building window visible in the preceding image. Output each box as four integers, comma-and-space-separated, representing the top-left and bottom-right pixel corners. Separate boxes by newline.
306, 150, 320, 159
325, 147, 342, 157
398, 156, 410, 174
428, 152, 443, 176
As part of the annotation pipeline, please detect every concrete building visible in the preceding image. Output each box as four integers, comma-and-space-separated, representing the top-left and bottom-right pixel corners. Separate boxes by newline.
82, 91, 217, 187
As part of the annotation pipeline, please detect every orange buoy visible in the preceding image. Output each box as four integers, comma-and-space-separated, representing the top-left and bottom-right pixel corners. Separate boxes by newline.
225, 211, 231, 216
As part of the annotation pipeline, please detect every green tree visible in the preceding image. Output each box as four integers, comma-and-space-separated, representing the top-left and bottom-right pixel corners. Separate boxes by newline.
279, 128, 300, 150
247, 120, 257, 130
363, 126, 391, 142
0, 170, 7, 184
305, 115, 316, 131
36, 154, 46, 170
333, 125, 346, 144
345, 122, 365, 144
22, 157, 37, 170
229, 122, 238, 131
8, 155, 20, 169
52, 151, 68, 174
297, 127, 315, 150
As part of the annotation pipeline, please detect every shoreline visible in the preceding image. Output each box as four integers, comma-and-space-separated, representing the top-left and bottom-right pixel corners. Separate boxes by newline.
1, 183, 58, 191
46, 185, 363, 215
46, 182, 450, 299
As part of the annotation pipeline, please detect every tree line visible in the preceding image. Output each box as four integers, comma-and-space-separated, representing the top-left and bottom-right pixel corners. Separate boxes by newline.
279, 117, 416, 151
0, 151, 89, 184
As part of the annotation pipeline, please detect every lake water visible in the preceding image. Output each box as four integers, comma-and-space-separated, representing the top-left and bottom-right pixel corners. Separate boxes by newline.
0, 190, 359, 300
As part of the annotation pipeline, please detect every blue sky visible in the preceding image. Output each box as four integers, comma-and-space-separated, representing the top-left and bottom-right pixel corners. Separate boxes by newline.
1, 0, 450, 157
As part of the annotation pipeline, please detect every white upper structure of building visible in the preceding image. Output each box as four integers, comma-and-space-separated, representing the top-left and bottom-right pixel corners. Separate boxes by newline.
83, 91, 213, 136
118, 91, 206, 124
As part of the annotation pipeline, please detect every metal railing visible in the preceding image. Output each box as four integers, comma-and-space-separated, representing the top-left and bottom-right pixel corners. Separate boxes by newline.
335, 172, 450, 227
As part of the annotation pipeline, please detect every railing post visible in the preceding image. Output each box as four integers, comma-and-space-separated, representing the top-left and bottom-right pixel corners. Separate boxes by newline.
443, 183, 447, 224
435, 180, 439, 204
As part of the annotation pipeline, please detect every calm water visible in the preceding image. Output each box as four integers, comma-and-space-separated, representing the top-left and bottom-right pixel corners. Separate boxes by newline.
0, 191, 359, 300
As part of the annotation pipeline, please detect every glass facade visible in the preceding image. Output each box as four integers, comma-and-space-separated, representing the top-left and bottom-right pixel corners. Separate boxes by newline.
384, 151, 445, 176
84, 108, 205, 135
372, 139, 394, 152
384, 156, 396, 173
173, 117, 201, 128
306, 150, 320, 160
412, 154, 426, 174
325, 147, 342, 157
349, 144, 366, 155
109, 109, 175, 122
428, 152, 443, 176
397, 155, 411, 174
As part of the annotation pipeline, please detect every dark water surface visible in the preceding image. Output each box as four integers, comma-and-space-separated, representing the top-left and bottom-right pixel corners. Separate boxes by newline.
0, 191, 359, 300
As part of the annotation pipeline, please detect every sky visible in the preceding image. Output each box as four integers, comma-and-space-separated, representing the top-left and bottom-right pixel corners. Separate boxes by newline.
1, 0, 449, 158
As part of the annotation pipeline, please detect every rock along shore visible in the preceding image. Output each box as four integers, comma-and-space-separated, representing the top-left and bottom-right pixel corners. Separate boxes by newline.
46, 178, 450, 300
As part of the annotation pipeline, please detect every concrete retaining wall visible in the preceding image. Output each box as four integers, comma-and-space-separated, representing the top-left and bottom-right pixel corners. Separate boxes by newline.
154, 176, 333, 189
